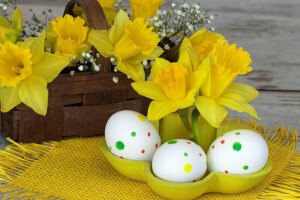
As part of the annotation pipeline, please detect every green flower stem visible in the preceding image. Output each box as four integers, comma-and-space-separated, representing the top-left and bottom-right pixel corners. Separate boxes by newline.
192, 108, 203, 149
178, 108, 192, 133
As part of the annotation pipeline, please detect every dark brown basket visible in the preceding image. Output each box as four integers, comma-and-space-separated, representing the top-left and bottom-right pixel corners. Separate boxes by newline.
0, 0, 150, 143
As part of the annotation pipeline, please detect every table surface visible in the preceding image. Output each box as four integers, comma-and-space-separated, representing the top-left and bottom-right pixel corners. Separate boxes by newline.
0, 0, 299, 150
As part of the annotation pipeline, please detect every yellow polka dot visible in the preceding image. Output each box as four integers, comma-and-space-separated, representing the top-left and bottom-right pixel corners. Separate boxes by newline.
184, 163, 192, 173
137, 115, 146, 122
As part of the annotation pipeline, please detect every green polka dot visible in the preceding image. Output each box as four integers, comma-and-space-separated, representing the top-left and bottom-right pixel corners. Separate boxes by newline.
233, 142, 242, 151
116, 141, 125, 150
184, 153, 188, 157
131, 132, 136, 137
235, 132, 240, 135
168, 140, 177, 144
184, 163, 192, 173
109, 146, 112, 150
243, 165, 249, 170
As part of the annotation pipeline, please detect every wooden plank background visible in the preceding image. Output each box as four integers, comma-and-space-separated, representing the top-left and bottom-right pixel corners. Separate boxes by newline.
0, 0, 299, 151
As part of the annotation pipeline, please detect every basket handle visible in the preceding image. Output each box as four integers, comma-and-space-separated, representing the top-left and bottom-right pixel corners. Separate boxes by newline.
64, 0, 111, 73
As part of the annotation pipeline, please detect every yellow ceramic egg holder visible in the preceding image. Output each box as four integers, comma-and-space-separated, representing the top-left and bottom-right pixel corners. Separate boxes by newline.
100, 122, 273, 200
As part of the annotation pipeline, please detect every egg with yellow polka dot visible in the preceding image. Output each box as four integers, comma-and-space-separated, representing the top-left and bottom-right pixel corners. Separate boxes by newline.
152, 139, 207, 183
207, 129, 268, 175
105, 110, 161, 162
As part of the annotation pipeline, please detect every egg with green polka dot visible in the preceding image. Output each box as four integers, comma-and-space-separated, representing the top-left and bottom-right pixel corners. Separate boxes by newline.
207, 129, 269, 175
152, 139, 207, 183
105, 110, 161, 162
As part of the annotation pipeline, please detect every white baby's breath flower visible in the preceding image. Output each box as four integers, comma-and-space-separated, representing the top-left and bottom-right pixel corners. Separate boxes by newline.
94, 65, 100, 72
96, 53, 100, 58
210, 27, 215, 31
176, 10, 182, 15
81, 52, 86, 57
85, 53, 91, 58
153, 16, 159, 21
78, 65, 84, 71
164, 44, 170, 50
2, 5, 7, 10
114, 67, 118, 72
142, 60, 148, 66
207, 20, 211, 23
210, 15, 215, 20
171, 3, 176, 8
70, 70, 75, 76
112, 76, 119, 83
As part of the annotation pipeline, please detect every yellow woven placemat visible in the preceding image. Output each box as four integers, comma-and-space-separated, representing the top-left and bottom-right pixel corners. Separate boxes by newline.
0, 119, 299, 200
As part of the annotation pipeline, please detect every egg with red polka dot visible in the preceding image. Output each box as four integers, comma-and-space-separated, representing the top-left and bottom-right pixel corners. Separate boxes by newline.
105, 110, 161, 162
152, 139, 207, 183
207, 129, 268, 175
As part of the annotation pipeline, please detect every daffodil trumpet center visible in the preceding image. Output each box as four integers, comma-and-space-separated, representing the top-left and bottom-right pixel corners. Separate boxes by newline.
154, 62, 187, 101
192, 40, 215, 60
114, 18, 160, 60
0, 41, 32, 87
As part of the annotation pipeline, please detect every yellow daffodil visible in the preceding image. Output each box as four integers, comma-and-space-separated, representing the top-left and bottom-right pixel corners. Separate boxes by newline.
45, 14, 90, 58
88, 10, 163, 81
72, 4, 88, 26
131, 54, 208, 120
180, 28, 224, 60
0, 8, 23, 44
194, 40, 260, 128
129, 0, 164, 20
0, 31, 69, 115
97, 0, 117, 7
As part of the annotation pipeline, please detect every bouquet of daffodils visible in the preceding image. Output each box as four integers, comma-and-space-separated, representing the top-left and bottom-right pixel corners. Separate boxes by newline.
0, 0, 259, 147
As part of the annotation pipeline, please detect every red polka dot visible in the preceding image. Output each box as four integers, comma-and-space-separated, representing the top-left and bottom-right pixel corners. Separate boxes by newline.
141, 150, 145, 153
187, 142, 191, 144
193, 180, 196, 182
199, 153, 202, 157
155, 143, 158, 148
221, 140, 225, 144
148, 132, 151, 137
225, 170, 229, 173
120, 156, 124, 159
212, 145, 215, 149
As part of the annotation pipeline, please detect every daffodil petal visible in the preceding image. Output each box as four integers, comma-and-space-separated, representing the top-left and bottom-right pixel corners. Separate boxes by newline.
103, 7, 117, 27
217, 92, 260, 119
127, 46, 164, 65
45, 23, 57, 49
109, 9, 129, 46
147, 100, 177, 121
32, 53, 69, 83
21, 30, 45, 64
88, 30, 114, 58
117, 61, 145, 81
178, 50, 192, 73
11, 8, 23, 36
151, 58, 171, 81
0, 16, 11, 28
188, 69, 207, 92
195, 96, 228, 128
0, 85, 21, 112
187, 45, 201, 69
223, 82, 259, 102
198, 56, 212, 97
131, 81, 167, 100
19, 76, 48, 116
1, 29, 18, 43
179, 37, 192, 55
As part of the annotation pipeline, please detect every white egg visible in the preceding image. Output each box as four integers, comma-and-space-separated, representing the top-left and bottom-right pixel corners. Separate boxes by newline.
207, 129, 268, 175
105, 110, 161, 162
152, 139, 207, 183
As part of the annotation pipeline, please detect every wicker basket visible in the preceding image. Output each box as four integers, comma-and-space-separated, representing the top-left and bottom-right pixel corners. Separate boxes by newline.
0, 0, 150, 143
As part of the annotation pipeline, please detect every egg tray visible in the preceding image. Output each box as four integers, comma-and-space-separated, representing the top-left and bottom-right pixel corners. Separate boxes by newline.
100, 142, 272, 200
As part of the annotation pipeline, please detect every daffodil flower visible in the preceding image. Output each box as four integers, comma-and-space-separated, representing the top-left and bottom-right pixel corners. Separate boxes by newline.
180, 28, 224, 60
88, 10, 163, 81
45, 14, 90, 59
97, 0, 117, 7
0, 30, 69, 115
0, 8, 23, 44
131, 53, 208, 120
129, 0, 164, 20
194, 40, 260, 128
